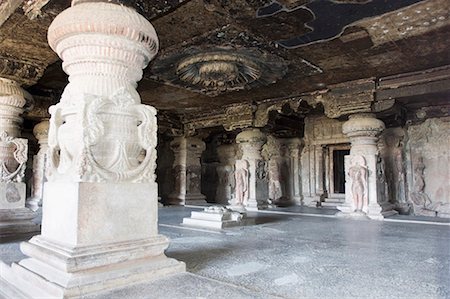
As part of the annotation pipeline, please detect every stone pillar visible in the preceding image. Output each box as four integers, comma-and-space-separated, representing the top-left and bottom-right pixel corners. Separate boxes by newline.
263, 135, 290, 206
0, 78, 38, 240
168, 136, 206, 205
338, 113, 395, 220
26, 120, 49, 211
287, 138, 303, 205
232, 128, 269, 211
215, 144, 236, 205
0, 2, 184, 297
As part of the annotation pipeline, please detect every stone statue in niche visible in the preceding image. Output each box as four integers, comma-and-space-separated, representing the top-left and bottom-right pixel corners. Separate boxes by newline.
256, 160, 267, 180
268, 160, 282, 202
187, 166, 201, 193
216, 165, 235, 204
348, 155, 368, 213
410, 155, 434, 215
234, 160, 249, 206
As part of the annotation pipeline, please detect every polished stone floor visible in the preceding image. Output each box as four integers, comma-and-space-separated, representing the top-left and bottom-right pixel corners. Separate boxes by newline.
1, 206, 449, 299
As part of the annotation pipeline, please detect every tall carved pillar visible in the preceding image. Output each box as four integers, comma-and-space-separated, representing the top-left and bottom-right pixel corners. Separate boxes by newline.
168, 136, 206, 205
338, 113, 395, 220
263, 135, 290, 206
216, 144, 236, 205
26, 120, 49, 211
287, 138, 303, 205
0, 2, 184, 297
0, 78, 38, 240
232, 128, 269, 211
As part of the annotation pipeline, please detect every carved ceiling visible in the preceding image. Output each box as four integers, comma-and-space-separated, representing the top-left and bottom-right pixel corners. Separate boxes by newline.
0, 0, 449, 133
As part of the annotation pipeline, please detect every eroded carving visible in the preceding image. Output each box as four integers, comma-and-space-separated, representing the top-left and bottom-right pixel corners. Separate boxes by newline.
234, 159, 249, 207
348, 155, 368, 213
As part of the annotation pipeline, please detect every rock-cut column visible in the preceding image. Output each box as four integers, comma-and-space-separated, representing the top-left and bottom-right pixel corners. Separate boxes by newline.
26, 119, 49, 211
0, 78, 38, 240
337, 113, 395, 220
0, 2, 185, 298
168, 136, 206, 205
232, 128, 269, 211
216, 143, 237, 205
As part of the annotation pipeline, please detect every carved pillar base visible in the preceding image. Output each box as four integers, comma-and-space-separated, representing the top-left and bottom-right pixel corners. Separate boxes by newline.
0, 182, 38, 240
0, 182, 185, 298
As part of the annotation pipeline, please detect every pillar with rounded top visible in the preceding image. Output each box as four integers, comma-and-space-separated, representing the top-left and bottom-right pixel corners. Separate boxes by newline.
26, 120, 49, 212
232, 128, 270, 211
0, 1, 184, 298
0, 78, 38, 240
337, 113, 395, 220
168, 136, 206, 205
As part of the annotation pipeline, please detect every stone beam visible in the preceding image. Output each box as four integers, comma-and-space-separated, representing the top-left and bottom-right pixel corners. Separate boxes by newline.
314, 79, 376, 119
377, 65, 450, 100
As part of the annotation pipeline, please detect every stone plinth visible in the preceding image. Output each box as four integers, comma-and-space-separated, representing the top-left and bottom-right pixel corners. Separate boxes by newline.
182, 206, 248, 229
0, 2, 184, 298
231, 129, 269, 211
168, 136, 206, 205
337, 113, 396, 220
26, 120, 49, 212
0, 78, 38, 241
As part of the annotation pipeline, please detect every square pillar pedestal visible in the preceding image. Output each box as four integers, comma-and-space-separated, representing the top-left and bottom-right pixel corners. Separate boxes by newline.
0, 182, 39, 240
1, 182, 185, 298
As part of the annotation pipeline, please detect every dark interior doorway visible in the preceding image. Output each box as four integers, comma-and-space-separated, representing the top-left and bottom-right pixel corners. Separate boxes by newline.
333, 149, 349, 194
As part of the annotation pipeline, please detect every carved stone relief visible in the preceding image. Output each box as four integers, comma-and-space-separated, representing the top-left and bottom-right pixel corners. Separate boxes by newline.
406, 117, 450, 218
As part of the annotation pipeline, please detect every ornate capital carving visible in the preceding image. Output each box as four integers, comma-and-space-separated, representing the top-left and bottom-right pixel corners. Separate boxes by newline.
46, 2, 160, 183
315, 79, 375, 118
0, 131, 28, 183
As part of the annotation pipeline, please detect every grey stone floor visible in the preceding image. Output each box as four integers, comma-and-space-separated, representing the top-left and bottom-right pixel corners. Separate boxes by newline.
1, 206, 450, 299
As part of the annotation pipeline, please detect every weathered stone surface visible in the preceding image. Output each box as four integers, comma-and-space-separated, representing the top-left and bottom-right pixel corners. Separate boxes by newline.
168, 136, 207, 205
405, 117, 450, 218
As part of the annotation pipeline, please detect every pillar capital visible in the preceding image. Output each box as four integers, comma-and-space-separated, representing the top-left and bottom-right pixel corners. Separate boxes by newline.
342, 113, 385, 138
33, 119, 49, 146
0, 77, 32, 137
236, 128, 266, 160
46, 1, 160, 183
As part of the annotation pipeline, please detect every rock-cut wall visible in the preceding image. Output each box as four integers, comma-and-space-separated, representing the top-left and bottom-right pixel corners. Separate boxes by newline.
405, 117, 450, 218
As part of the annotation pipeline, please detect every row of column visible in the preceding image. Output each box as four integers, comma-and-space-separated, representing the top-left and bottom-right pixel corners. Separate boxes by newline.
165, 113, 393, 220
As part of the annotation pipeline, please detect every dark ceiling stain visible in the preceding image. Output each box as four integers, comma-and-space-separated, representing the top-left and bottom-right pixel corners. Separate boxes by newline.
256, 0, 425, 48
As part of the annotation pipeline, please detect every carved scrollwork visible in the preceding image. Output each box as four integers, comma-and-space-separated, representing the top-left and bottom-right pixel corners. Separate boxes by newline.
0, 131, 28, 183
47, 88, 157, 183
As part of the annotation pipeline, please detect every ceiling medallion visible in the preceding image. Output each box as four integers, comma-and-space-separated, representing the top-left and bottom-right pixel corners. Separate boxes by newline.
152, 48, 288, 96
176, 52, 265, 92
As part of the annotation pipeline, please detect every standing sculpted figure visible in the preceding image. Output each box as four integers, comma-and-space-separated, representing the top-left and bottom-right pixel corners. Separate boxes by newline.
234, 160, 249, 206
348, 155, 368, 213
